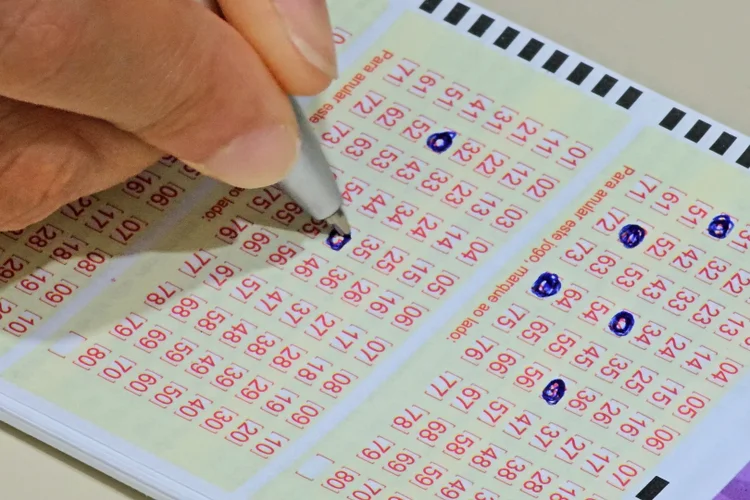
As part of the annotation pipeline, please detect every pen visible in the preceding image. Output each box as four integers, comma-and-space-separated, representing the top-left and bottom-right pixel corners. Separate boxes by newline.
281, 99, 351, 238
198, 0, 351, 238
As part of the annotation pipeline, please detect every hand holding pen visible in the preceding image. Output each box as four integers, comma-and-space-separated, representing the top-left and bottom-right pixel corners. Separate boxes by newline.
0, 0, 339, 231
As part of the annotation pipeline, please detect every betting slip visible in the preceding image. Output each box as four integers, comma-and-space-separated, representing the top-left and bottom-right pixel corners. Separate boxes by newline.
0, 1, 749, 499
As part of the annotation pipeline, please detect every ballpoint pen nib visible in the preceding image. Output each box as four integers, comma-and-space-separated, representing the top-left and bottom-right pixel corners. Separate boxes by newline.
325, 208, 351, 237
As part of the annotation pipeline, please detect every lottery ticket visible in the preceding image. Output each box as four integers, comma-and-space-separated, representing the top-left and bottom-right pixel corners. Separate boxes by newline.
0, 1, 749, 499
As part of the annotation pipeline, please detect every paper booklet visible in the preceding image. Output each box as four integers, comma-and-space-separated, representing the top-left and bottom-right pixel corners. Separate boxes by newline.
0, 1, 748, 499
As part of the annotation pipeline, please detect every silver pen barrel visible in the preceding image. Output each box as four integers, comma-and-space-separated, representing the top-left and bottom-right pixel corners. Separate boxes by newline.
280, 99, 350, 234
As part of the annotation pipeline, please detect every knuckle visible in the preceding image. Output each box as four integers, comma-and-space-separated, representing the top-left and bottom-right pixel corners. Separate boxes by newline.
0, 132, 81, 231
0, 0, 85, 89
130, 34, 271, 160
133, 42, 229, 149
0, 209, 49, 232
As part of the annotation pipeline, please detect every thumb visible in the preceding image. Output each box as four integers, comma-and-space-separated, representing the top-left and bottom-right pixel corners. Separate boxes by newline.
0, 0, 299, 188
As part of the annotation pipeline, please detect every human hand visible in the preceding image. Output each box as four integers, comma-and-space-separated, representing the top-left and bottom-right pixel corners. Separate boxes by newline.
0, 0, 336, 230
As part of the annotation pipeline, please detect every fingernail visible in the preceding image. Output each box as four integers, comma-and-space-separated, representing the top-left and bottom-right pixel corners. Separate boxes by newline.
272, 0, 338, 78
194, 125, 299, 188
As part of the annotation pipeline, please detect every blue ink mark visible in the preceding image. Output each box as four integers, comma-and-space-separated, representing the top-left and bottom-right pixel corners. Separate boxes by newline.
618, 224, 646, 249
531, 272, 562, 298
326, 230, 352, 251
542, 379, 566, 405
707, 214, 735, 239
609, 311, 635, 337
426, 131, 457, 153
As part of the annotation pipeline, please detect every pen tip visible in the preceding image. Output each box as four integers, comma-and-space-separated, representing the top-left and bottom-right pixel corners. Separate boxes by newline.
325, 208, 351, 237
